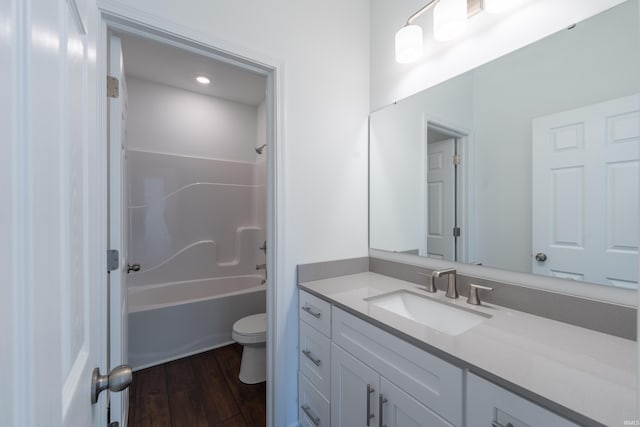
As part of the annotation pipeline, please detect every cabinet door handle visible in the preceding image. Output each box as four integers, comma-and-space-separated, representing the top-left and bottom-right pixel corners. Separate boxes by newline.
366, 384, 375, 426
301, 404, 321, 426
302, 349, 321, 366
302, 305, 321, 319
378, 394, 388, 427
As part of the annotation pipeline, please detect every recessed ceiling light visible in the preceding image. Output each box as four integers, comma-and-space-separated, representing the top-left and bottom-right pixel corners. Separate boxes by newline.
196, 76, 211, 85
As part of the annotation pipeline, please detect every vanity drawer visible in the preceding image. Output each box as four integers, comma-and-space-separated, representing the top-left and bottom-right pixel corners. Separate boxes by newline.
466, 373, 579, 427
332, 307, 463, 427
299, 320, 331, 397
299, 371, 330, 427
299, 290, 331, 337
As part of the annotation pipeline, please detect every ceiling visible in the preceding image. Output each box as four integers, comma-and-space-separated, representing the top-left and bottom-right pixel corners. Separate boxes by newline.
120, 34, 267, 106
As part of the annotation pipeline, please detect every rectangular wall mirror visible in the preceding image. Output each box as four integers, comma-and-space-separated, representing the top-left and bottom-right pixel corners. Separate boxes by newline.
369, 0, 640, 290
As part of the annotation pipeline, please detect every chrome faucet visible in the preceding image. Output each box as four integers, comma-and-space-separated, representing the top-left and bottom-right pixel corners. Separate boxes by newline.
432, 269, 457, 299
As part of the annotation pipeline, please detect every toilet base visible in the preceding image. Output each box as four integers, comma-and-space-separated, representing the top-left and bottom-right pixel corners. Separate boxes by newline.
238, 343, 266, 384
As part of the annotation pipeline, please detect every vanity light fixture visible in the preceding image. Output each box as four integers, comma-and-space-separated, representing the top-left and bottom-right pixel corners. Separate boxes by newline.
196, 75, 211, 85
394, 0, 487, 64
433, 0, 468, 41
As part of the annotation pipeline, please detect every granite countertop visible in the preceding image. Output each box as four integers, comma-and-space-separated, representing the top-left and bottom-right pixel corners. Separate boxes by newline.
299, 272, 637, 427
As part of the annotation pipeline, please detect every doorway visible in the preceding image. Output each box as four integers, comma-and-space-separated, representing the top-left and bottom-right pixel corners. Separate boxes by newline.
422, 121, 471, 263
103, 21, 278, 427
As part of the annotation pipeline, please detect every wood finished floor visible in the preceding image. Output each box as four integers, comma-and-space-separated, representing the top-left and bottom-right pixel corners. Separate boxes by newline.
128, 344, 266, 427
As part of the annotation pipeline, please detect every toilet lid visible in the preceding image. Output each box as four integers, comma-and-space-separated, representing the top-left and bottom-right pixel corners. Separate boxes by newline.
233, 313, 267, 337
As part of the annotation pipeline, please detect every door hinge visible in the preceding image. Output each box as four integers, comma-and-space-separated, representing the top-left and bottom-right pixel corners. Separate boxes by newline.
107, 76, 119, 98
453, 154, 461, 166
453, 227, 461, 237
107, 249, 119, 272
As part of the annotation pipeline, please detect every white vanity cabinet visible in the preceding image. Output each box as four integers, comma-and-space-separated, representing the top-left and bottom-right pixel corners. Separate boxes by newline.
466, 373, 579, 427
331, 307, 462, 427
332, 343, 455, 427
299, 290, 332, 427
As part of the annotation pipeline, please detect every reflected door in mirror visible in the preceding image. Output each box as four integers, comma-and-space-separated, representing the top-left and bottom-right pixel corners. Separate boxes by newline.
532, 94, 639, 288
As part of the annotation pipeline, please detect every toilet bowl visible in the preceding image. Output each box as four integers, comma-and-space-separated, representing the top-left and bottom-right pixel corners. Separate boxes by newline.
232, 312, 267, 384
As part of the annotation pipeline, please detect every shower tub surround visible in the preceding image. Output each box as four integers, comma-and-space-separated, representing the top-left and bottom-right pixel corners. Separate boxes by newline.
127, 150, 266, 370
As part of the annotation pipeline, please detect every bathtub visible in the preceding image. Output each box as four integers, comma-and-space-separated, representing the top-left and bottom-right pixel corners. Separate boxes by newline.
128, 274, 266, 371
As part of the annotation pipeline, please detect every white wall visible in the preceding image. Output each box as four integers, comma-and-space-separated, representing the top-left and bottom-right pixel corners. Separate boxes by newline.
127, 77, 259, 162
100, 1, 371, 426
370, 0, 628, 110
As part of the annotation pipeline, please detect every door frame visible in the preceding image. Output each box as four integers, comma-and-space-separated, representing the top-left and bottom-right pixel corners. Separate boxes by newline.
96, 5, 285, 426
421, 116, 475, 264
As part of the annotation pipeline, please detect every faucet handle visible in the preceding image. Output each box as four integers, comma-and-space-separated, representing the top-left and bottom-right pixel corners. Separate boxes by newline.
467, 284, 493, 305
417, 272, 437, 293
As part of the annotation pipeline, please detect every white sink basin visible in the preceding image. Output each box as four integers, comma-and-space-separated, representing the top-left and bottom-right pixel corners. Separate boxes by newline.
364, 290, 490, 336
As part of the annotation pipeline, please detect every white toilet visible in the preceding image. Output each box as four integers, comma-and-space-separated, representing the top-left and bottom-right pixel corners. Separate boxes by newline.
232, 312, 267, 384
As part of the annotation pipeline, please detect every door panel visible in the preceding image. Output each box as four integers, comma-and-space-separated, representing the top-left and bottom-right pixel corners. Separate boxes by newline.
379, 377, 453, 427
109, 34, 130, 426
331, 343, 379, 427
426, 138, 455, 260
16, 0, 104, 426
532, 94, 640, 287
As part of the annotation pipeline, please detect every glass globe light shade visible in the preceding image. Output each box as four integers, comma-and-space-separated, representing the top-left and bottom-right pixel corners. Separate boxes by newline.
433, 0, 468, 41
395, 24, 423, 64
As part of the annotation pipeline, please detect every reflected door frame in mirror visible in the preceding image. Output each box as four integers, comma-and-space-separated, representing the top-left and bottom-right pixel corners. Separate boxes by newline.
422, 117, 475, 264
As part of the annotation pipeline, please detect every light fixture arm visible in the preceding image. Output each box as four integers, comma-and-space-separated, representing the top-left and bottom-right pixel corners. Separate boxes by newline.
406, 0, 441, 25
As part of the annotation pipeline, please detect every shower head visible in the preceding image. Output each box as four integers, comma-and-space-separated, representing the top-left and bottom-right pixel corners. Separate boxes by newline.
255, 144, 267, 154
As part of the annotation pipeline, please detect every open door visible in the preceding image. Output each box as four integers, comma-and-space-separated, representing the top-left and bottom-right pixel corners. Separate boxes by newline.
426, 137, 456, 260
532, 94, 639, 287
108, 34, 131, 426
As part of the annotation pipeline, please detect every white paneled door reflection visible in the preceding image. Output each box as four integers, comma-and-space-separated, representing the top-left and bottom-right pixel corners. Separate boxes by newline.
532, 94, 640, 288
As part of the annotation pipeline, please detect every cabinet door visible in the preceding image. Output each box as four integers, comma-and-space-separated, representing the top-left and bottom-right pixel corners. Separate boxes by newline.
331, 344, 379, 427
379, 377, 454, 427
466, 373, 579, 427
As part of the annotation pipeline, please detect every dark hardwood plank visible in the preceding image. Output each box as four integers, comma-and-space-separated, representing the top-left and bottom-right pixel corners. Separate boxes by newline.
165, 357, 209, 427
131, 365, 171, 427
127, 371, 137, 425
191, 350, 241, 424
127, 345, 265, 427
217, 414, 249, 427
214, 345, 266, 427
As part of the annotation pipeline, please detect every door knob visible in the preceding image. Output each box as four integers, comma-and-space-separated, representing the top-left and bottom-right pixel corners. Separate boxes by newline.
91, 365, 132, 404
534, 252, 547, 262
127, 263, 140, 273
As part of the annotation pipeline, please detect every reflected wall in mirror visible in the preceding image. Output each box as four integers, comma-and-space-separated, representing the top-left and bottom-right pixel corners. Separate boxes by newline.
369, 0, 640, 288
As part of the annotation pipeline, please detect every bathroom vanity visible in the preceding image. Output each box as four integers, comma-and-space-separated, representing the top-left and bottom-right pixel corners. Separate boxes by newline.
297, 272, 636, 427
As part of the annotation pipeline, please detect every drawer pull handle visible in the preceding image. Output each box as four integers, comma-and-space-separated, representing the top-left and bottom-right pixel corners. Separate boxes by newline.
491, 422, 514, 427
379, 394, 388, 427
301, 404, 321, 426
302, 349, 321, 366
302, 305, 321, 319
366, 384, 375, 426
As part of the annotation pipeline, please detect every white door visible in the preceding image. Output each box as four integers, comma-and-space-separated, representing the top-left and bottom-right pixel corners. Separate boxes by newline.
108, 34, 130, 426
426, 138, 456, 260
331, 344, 380, 427
2, 0, 107, 426
532, 94, 639, 287
379, 378, 453, 427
